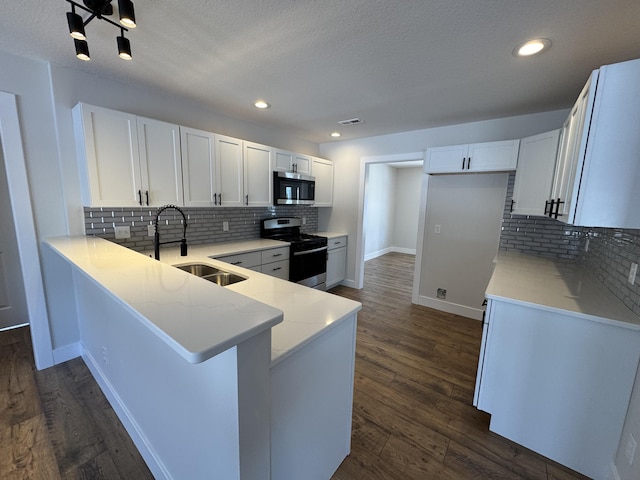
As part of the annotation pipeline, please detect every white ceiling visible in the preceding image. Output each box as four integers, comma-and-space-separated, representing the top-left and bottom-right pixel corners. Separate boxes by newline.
2, 0, 640, 144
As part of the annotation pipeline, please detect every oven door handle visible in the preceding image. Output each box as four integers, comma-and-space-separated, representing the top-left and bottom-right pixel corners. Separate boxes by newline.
293, 246, 328, 256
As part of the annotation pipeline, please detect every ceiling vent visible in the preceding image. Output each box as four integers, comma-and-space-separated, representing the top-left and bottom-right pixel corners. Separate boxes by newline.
337, 117, 364, 126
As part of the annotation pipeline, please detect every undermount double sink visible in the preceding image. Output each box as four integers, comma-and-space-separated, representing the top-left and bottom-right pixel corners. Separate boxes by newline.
175, 263, 247, 286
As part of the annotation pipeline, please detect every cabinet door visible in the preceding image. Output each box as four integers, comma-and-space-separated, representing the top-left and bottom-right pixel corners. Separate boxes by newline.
424, 144, 468, 173
243, 141, 273, 207
312, 157, 334, 206
137, 117, 183, 207
326, 246, 347, 288
274, 150, 294, 172
293, 153, 312, 175
512, 130, 560, 216
181, 127, 217, 207
467, 140, 520, 172
550, 72, 596, 221
73, 103, 141, 207
215, 135, 244, 207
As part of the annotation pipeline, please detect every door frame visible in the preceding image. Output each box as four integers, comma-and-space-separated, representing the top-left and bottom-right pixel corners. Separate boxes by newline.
355, 151, 425, 303
0, 91, 54, 369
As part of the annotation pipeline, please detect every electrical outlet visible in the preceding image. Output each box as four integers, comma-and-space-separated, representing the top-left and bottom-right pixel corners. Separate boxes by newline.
114, 226, 131, 239
437, 288, 446, 299
101, 346, 108, 365
624, 433, 637, 465
629, 262, 638, 285
584, 238, 589, 252
223, 221, 229, 231
435, 224, 441, 234
302, 217, 307, 225
147, 224, 155, 237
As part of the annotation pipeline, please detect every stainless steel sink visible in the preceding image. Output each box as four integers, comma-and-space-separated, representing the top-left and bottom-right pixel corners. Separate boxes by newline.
175, 264, 247, 286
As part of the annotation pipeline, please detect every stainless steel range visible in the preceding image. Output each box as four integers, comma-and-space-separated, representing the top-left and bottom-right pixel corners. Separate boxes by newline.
261, 217, 328, 290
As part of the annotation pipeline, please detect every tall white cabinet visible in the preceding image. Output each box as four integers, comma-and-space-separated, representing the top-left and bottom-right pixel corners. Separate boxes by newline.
546, 58, 640, 228
74, 103, 183, 207
180, 127, 217, 208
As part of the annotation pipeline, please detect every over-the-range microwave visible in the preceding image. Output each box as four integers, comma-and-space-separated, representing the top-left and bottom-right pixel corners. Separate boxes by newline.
273, 171, 315, 205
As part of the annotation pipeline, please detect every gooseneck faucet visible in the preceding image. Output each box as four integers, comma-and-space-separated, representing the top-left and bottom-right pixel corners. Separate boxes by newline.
154, 204, 188, 260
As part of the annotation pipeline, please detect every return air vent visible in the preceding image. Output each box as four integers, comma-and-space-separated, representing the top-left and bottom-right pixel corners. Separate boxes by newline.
337, 117, 364, 126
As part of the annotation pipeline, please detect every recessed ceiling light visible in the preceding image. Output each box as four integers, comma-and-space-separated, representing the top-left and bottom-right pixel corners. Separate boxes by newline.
513, 38, 551, 57
330, 132, 341, 138
254, 100, 270, 109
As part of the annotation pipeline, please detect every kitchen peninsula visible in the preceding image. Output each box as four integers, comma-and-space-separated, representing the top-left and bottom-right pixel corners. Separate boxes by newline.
42, 236, 361, 480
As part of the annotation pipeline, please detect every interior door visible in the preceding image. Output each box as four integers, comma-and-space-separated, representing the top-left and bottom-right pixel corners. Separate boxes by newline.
0, 137, 29, 330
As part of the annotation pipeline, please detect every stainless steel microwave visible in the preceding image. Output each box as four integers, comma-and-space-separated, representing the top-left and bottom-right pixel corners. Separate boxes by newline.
273, 171, 315, 205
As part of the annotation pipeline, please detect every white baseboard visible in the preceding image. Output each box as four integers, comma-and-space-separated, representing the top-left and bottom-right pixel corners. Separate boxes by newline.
340, 279, 357, 288
82, 346, 171, 480
364, 246, 416, 261
52, 342, 82, 365
416, 295, 483, 321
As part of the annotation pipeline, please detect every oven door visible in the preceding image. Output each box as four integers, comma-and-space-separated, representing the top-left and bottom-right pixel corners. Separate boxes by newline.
290, 246, 327, 289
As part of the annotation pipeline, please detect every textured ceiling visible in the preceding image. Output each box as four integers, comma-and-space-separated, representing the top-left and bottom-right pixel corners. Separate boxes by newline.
2, 0, 640, 143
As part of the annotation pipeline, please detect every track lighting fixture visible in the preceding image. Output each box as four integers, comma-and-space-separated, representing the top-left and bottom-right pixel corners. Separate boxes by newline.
65, 0, 137, 61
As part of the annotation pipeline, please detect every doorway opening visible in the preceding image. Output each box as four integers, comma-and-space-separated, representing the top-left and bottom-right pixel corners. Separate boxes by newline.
355, 152, 426, 303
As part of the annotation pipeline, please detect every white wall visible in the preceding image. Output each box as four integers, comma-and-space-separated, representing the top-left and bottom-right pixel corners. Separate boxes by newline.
615, 364, 640, 480
392, 167, 421, 253
318, 109, 569, 286
364, 163, 395, 259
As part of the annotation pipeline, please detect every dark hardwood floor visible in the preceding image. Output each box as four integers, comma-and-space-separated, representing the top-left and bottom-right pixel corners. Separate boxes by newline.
0, 252, 590, 479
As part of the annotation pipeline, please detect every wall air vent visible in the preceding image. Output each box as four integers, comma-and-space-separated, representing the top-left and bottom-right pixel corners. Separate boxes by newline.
337, 118, 364, 126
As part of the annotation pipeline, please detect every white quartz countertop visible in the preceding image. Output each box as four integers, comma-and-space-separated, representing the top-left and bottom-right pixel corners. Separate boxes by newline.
46, 236, 361, 366
154, 239, 361, 366
315, 232, 348, 239
487, 252, 640, 330
44, 236, 284, 363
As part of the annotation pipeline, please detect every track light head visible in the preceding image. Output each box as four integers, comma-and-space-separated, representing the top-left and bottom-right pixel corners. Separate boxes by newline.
118, 0, 136, 28
74, 38, 90, 61
117, 34, 132, 60
67, 11, 86, 40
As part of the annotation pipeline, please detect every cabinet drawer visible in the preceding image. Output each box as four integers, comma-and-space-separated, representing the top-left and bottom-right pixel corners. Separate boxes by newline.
261, 246, 290, 264
261, 259, 289, 280
328, 236, 347, 250
214, 251, 261, 268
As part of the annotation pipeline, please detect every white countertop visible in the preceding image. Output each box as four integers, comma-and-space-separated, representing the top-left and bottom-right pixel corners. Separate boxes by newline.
46, 236, 361, 366
315, 232, 348, 239
487, 252, 640, 330
154, 239, 361, 366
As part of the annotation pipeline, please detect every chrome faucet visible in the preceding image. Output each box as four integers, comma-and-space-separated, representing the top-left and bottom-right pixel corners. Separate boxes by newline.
154, 204, 188, 260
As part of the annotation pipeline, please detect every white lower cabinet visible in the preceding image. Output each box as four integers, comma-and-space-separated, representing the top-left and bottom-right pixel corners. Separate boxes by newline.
326, 236, 347, 288
260, 246, 290, 280
216, 246, 290, 278
475, 298, 640, 479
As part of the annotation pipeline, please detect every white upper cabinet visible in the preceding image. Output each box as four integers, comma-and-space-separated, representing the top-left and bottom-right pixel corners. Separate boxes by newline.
215, 135, 244, 207
511, 130, 560, 216
548, 58, 640, 228
274, 149, 312, 175
243, 141, 273, 207
136, 117, 183, 207
311, 157, 334, 207
425, 140, 520, 174
74, 103, 142, 207
74, 104, 182, 207
180, 127, 217, 207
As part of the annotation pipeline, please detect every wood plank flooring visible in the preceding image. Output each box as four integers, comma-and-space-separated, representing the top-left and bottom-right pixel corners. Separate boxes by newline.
329, 252, 590, 480
0, 252, 590, 479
